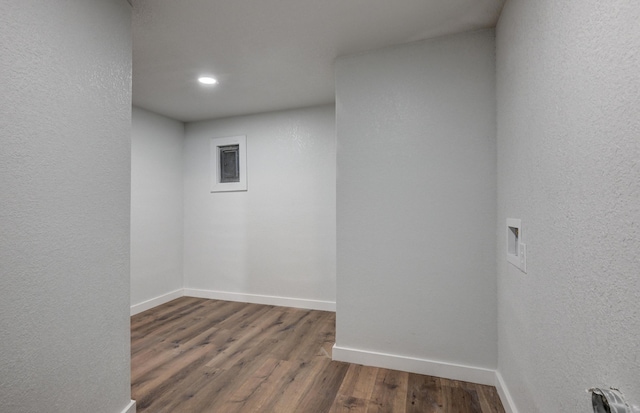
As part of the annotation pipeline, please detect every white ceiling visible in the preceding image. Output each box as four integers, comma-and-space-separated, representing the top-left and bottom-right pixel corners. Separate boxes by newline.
132, 0, 504, 122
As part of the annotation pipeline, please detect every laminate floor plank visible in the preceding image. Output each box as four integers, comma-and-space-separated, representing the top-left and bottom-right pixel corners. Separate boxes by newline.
443, 381, 482, 413
480, 384, 506, 413
132, 298, 209, 338
205, 309, 292, 370
406, 374, 444, 413
284, 311, 335, 362
260, 358, 329, 412
133, 324, 226, 406
131, 296, 203, 331
131, 297, 505, 413
218, 357, 294, 413
143, 309, 296, 412
366, 368, 409, 413
341, 364, 379, 401
131, 300, 229, 357
294, 359, 350, 412
131, 308, 224, 375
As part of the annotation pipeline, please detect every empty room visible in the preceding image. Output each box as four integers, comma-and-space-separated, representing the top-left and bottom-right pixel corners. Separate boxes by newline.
2, 0, 639, 412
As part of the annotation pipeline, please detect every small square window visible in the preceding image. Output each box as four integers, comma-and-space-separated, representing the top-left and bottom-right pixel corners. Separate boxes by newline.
210, 135, 247, 192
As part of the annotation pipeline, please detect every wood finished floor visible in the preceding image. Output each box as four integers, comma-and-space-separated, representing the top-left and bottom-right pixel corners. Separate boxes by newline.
131, 297, 505, 413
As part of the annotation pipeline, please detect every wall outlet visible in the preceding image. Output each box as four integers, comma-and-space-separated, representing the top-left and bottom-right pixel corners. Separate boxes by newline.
506, 218, 526, 273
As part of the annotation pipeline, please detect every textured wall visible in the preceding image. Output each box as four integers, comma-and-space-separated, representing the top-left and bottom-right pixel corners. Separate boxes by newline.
0, 1, 132, 412
496, 0, 640, 411
335, 30, 497, 369
183, 105, 336, 304
131, 107, 184, 307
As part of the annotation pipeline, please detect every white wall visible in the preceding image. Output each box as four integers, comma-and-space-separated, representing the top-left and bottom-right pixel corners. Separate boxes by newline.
183, 105, 336, 309
496, 0, 640, 411
335, 30, 497, 379
131, 107, 184, 312
0, 1, 133, 412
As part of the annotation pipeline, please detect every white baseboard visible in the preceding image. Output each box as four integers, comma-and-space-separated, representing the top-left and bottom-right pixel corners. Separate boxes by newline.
332, 344, 496, 386
495, 371, 518, 413
183, 288, 336, 312
120, 400, 136, 413
331, 345, 519, 412
130, 289, 184, 316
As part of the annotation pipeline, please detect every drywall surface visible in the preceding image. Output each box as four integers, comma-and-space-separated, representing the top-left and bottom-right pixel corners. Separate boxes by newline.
335, 30, 497, 369
183, 105, 336, 305
496, 0, 640, 411
0, 0, 132, 412
131, 107, 184, 307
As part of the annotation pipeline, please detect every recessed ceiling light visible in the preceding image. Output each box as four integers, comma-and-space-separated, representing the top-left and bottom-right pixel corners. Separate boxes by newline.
198, 76, 218, 85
